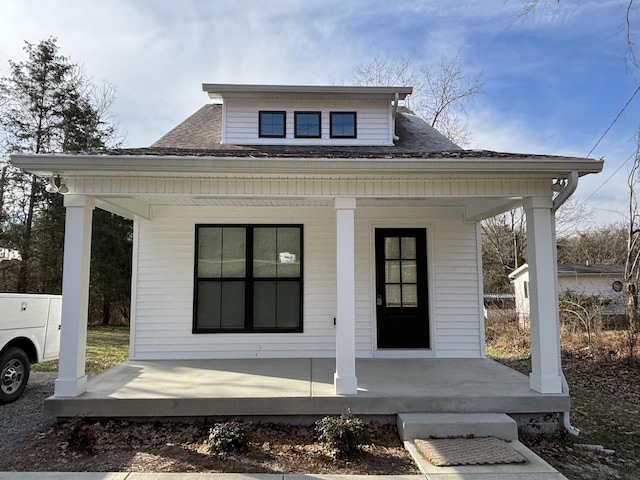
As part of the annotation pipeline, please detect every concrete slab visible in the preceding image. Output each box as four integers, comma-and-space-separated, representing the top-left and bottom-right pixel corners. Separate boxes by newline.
405, 440, 567, 479
44, 358, 570, 419
397, 413, 518, 441
0, 475, 128, 480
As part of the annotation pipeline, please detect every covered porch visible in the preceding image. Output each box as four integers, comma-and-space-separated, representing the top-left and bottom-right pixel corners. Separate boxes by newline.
44, 357, 569, 419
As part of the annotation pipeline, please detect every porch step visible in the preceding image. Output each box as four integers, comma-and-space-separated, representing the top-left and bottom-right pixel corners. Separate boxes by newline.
397, 413, 518, 441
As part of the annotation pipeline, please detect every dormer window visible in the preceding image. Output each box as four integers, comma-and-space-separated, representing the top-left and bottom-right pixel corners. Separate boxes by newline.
259, 111, 286, 138
330, 112, 357, 138
294, 112, 321, 138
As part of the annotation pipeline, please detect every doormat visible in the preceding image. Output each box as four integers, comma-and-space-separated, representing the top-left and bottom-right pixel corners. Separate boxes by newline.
414, 437, 526, 467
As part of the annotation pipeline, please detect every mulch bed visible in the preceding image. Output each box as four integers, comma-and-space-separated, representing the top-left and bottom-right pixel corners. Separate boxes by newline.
0, 419, 420, 474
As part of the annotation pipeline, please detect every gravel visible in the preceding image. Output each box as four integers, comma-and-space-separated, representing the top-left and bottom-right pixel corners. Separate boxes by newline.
0, 371, 57, 453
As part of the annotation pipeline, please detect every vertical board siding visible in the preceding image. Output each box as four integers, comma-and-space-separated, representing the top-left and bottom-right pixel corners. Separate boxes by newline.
132, 205, 483, 360
224, 99, 392, 146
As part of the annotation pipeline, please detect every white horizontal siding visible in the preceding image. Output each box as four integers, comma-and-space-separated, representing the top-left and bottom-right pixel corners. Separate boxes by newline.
224, 99, 392, 146
131, 204, 483, 361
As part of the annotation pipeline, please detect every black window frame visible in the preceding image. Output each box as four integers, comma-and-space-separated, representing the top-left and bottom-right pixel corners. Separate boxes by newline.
258, 111, 286, 138
330, 111, 357, 138
294, 111, 321, 138
193, 224, 304, 334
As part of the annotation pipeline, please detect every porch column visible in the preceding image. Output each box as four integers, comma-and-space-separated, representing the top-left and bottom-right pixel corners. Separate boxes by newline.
523, 196, 562, 394
54, 195, 95, 397
334, 197, 358, 395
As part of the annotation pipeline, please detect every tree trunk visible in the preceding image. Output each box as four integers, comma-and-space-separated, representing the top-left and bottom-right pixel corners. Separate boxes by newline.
16, 176, 38, 293
101, 301, 111, 326
627, 283, 639, 332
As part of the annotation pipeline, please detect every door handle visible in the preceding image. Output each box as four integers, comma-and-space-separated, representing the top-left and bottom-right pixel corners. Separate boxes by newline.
376, 294, 383, 306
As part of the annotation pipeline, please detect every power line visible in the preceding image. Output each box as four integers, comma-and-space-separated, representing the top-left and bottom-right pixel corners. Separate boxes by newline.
586, 83, 640, 159
584, 150, 634, 203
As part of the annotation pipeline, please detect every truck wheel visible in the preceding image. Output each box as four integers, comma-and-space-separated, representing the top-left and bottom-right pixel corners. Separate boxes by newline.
0, 348, 30, 404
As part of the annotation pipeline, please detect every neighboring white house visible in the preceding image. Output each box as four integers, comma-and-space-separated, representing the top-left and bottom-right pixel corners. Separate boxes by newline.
0, 247, 21, 261
509, 263, 625, 326
11, 83, 603, 399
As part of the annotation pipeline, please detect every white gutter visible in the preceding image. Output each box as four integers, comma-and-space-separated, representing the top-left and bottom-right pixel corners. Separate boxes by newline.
551, 170, 581, 436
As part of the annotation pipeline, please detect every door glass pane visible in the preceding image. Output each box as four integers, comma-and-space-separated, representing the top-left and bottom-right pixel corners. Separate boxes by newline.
220, 282, 244, 329
254, 281, 276, 328
198, 227, 222, 278
254, 228, 277, 277
277, 281, 300, 328
221, 228, 246, 277
197, 282, 221, 328
385, 261, 401, 283
401, 261, 417, 283
385, 237, 400, 259
402, 285, 418, 307
276, 227, 301, 278
401, 237, 416, 259
386, 284, 401, 307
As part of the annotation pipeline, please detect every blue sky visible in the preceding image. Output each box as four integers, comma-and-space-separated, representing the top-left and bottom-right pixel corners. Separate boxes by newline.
0, 0, 638, 228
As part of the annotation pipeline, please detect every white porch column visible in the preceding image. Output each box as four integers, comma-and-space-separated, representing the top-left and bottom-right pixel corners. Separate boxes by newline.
334, 197, 358, 395
523, 196, 562, 394
54, 195, 95, 397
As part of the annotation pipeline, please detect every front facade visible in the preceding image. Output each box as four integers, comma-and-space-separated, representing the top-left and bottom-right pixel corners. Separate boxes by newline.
11, 84, 603, 400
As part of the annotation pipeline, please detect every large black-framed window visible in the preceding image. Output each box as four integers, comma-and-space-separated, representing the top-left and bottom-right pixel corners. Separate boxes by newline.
194, 225, 303, 333
330, 112, 357, 138
294, 111, 321, 138
259, 111, 286, 138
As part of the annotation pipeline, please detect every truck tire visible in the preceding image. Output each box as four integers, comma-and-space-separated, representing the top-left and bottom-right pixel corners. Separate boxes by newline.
0, 347, 30, 404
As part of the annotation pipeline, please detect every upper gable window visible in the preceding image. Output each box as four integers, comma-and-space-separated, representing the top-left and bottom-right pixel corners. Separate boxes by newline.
294, 112, 321, 138
330, 112, 357, 138
259, 111, 286, 138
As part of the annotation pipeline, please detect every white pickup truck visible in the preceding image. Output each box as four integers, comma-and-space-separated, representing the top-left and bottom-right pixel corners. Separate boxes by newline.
0, 293, 62, 404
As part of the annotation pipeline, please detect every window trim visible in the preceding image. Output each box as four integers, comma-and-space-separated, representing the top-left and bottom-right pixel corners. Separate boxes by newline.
330, 111, 357, 138
193, 224, 304, 334
294, 111, 321, 138
258, 111, 286, 138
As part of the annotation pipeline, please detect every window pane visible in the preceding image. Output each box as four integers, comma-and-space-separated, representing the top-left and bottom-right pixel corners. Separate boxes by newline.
222, 228, 246, 277
220, 282, 245, 329
277, 281, 300, 328
401, 237, 416, 259
259, 111, 285, 137
276, 227, 301, 277
197, 282, 221, 329
385, 237, 400, 259
254, 281, 276, 328
385, 261, 401, 283
402, 260, 417, 283
386, 284, 401, 307
254, 227, 277, 277
331, 112, 356, 137
295, 112, 320, 137
402, 285, 418, 307
198, 227, 222, 278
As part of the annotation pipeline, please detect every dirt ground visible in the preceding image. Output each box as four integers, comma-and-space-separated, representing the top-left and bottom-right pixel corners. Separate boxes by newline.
0, 419, 420, 474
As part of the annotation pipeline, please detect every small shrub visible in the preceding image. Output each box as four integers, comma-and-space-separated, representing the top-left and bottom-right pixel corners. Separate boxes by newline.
63, 417, 96, 454
315, 410, 367, 458
207, 421, 250, 453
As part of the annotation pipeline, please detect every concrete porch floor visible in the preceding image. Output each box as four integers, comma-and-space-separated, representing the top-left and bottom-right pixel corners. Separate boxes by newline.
44, 358, 569, 419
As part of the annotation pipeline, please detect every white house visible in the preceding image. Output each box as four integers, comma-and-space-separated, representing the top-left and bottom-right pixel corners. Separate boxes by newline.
11, 84, 603, 403
510, 263, 626, 325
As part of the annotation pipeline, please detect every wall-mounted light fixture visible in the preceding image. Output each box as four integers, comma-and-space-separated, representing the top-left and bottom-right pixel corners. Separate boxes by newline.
44, 175, 69, 194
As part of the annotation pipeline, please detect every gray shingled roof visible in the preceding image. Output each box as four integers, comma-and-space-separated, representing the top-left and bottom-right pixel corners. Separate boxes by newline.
557, 264, 625, 275
149, 104, 461, 154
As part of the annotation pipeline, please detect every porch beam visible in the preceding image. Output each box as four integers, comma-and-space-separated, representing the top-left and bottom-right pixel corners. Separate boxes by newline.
55, 195, 95, 397
334, 197, 358, 395
523, 196, 562, 394
464, 198, 522, 222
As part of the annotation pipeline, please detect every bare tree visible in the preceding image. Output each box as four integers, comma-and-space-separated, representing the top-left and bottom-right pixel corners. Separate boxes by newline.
352, 54, 483, 147
625, 130, 640, 331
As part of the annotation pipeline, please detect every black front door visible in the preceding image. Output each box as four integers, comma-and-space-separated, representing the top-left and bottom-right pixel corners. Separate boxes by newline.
375, 228, 429, 348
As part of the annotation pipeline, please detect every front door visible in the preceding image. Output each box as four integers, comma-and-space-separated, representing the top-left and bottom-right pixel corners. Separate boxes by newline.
375, 228, 429, 348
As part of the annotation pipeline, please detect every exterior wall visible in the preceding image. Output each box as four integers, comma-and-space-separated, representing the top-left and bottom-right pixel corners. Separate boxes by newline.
558, 275, 625, 316
512, 271, 531, 326
223, 99, 393, 146
130, 205, 484, 360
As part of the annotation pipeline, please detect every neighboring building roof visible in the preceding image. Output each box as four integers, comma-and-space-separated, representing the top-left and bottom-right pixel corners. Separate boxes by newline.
510, 263, 624, 280
557, 264, 625, 276
150, 104, 461, 153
